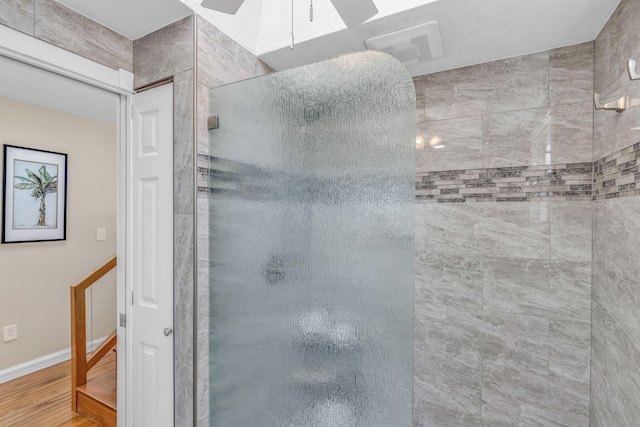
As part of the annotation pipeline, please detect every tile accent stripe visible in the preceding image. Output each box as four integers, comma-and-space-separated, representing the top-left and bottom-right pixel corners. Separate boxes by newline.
198, 143, 640, 202
197, 153, 210, 198
593, 142, 640, 200
416, 163, 593, 203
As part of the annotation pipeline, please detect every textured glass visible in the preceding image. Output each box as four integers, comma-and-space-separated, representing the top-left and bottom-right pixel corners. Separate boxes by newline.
208, 51, 415, 427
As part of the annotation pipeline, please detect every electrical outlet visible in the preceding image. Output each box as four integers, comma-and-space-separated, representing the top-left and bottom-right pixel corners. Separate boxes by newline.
96, 228, 106, 241
3, 325, 17, 342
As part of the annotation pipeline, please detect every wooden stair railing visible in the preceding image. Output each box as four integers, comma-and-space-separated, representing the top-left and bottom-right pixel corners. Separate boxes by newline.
70, 256, 117, 427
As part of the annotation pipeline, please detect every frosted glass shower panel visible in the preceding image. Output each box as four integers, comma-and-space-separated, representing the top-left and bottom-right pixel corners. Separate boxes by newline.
208, 52, 415, 427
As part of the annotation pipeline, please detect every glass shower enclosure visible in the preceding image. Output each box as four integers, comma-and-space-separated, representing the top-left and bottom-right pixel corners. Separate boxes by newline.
207, 51, 415, 426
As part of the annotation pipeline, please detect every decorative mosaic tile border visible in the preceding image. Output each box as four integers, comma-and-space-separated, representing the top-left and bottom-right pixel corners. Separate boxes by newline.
593, 142, 640, 200
416, 163, 593, 203
197, 153, 211, 198
198, 143, 640, 203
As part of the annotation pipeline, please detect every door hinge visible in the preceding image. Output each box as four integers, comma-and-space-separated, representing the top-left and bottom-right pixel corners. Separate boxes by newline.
119, 313, 126, 328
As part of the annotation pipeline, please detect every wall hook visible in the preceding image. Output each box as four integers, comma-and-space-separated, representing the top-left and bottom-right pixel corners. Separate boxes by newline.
594, 93, 640, 113
628, 59, 640, 80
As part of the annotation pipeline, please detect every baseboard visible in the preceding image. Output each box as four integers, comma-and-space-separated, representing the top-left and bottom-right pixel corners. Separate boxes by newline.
0, 337, 106, 384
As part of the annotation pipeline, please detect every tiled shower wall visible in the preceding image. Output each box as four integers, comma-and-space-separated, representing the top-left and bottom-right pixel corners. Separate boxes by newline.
591, 0, 640, 424
0, 0, 132, 71
412, 43, 594, 426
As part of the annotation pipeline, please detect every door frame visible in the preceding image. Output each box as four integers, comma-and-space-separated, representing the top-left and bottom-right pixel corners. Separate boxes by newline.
0, 24, 134, 426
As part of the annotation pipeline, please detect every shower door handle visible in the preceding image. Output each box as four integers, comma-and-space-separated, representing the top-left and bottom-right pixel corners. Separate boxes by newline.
163, 327, 173, 336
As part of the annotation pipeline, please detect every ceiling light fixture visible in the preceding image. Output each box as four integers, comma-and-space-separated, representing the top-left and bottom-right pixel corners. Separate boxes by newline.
416, 136, 425, 149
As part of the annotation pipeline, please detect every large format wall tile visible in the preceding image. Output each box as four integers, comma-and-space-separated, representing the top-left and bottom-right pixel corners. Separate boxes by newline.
594, 198, 640, 288
196, 200, 210, 427
34, 0, 132, 71
596, 0, 640, 93
196, 16, 272, 88
174, 70, 194, 215
414, 196, 591, 425
197, 82, 210, 155
415, 52, 548, 121
550, 201, 592, 263
473, 202, 551, 259
481, 364, 548, 426
481, 362, 589, 426
415, 254, 482, 312
416, 116, 483, 171
549, 42, 594, 106
174, 213, 195, 427
424, 203, 483, 257
0, 0, 34, 36
414, 307, 483, 426
591, 298, 640, 427
483, 102, 593, 167
549, 319, 590, 383
594, 0, 640, 161
593, 69, 640, 160
133, 16, 194, 88
478, 311, 549, 374
483, 258, 591, 321
414, 330, 482, 417
594, 18, 613, 95
591, 179, 640, 427
593, 198, 640, 345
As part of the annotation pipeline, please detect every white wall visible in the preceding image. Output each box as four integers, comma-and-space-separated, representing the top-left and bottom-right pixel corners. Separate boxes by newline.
0, 96, 117, 371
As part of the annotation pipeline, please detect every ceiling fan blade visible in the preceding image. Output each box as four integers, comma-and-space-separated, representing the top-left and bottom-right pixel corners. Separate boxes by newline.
200, 0, 246, 14
330, 0, 379, 28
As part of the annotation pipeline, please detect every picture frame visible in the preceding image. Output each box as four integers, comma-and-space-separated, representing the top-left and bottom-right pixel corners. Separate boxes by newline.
2, 144, 68, 243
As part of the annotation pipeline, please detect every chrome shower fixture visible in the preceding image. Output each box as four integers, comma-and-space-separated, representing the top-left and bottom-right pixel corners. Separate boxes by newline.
628, 59, 640, 80
593, 93, 640, 113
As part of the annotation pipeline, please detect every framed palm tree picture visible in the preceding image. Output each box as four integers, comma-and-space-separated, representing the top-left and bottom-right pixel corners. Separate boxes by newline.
2, 145, 67, 243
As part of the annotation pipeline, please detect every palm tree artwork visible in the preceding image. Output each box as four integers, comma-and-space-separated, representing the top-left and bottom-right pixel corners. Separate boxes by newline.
14, 164, 58, 227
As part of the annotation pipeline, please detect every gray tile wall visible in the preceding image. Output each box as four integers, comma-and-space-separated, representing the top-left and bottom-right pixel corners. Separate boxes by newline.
415, 200, 592, 427
592, 198, 640, 426
0, 0, 34, 36
196, 16, 273, 90
413, 42, 594, 426
133, 16, 194, 89
592, 0, 640, 425
173, 69, 196, 427
415, 43, 595, 172
0, 0, 133, 71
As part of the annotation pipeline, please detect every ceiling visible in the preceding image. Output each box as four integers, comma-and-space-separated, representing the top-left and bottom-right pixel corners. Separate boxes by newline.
54, 0, 622, 77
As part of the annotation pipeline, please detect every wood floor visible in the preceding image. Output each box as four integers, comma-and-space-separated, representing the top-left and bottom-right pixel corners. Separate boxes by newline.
0, 352, 116, 427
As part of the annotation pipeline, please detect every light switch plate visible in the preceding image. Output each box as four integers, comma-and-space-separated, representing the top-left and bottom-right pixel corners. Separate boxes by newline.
97, 228, 106, 241
3, 325, 17, 342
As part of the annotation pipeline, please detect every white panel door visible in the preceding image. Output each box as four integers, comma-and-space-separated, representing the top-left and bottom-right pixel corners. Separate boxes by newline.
131, 83, 174, 427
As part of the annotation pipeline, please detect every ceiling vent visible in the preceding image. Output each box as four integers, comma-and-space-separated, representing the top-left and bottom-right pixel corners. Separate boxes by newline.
365, 21, 444, 66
